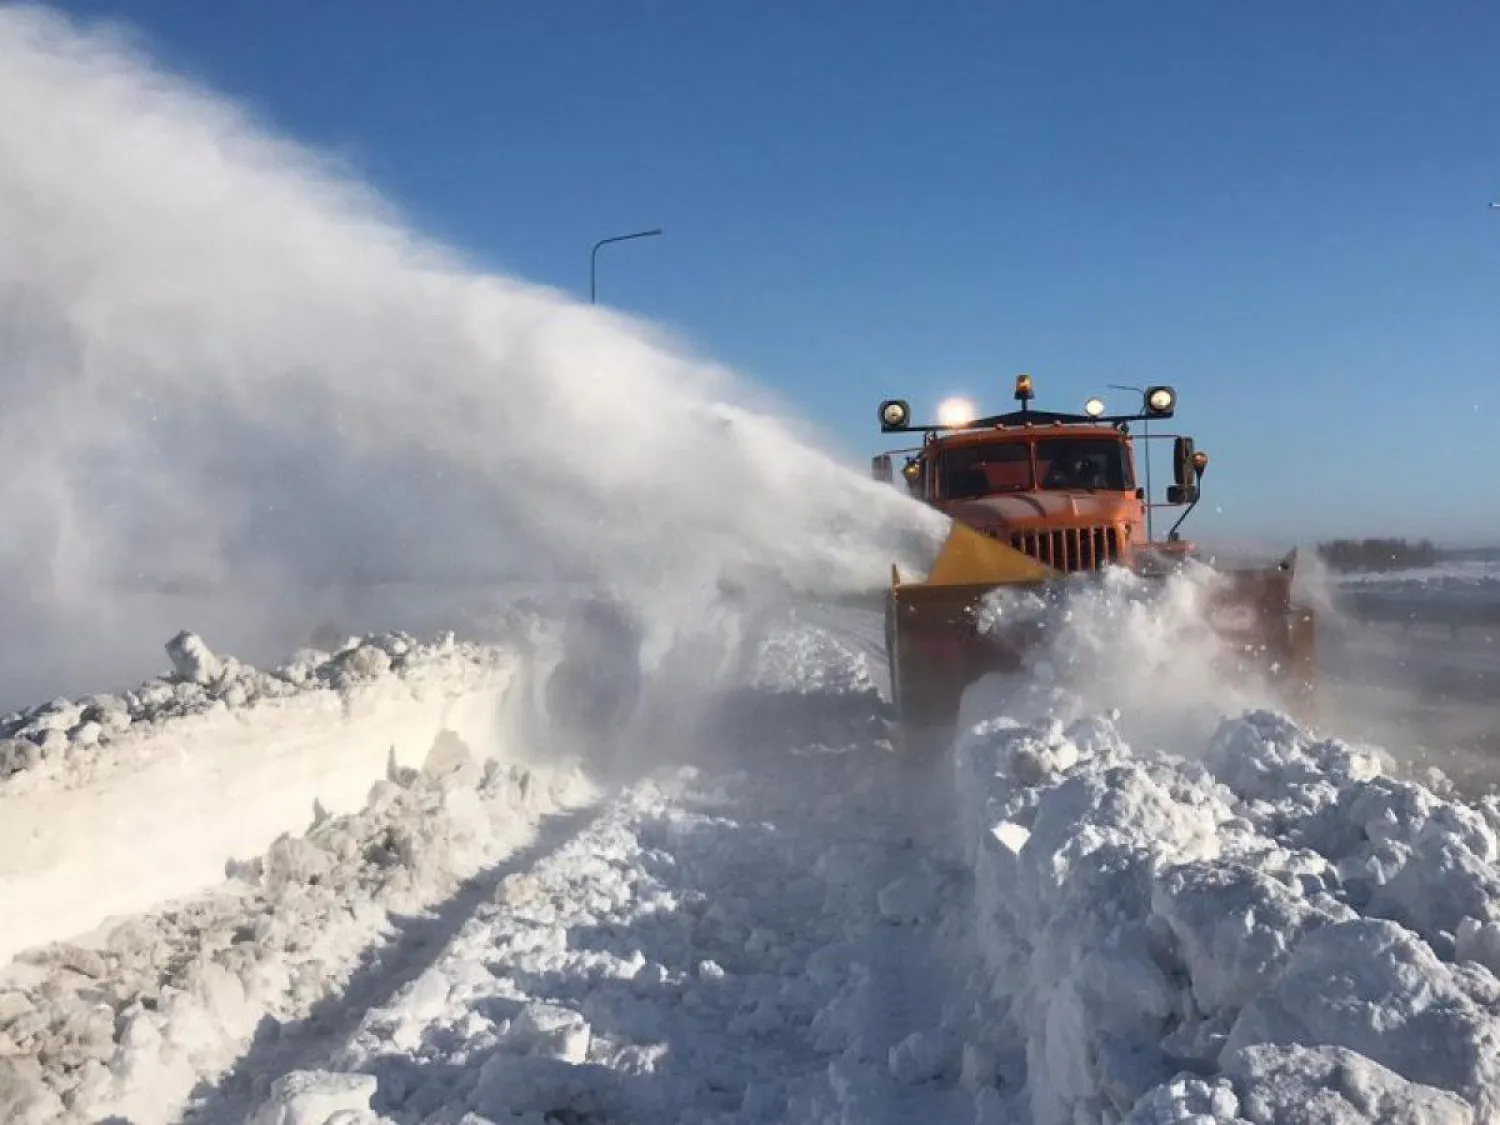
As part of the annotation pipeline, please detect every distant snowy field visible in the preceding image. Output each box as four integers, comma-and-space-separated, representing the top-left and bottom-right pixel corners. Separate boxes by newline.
1334, 557, 1500, 592
2, 568, 1499, 1125
1333, 558, 1500, 628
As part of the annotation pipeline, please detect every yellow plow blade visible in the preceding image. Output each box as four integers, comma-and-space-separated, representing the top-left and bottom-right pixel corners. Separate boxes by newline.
899, 521, 1061, 587
885, 523, 1061, 750
882, 525, 1318, 751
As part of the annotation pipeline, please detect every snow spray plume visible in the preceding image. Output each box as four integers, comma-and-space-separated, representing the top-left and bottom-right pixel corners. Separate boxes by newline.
0, 7, 941, 709
964, 563, 1284, 756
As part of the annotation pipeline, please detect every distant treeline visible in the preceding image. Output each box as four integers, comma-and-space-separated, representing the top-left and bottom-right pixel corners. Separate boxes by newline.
1316, 537, 1445, 572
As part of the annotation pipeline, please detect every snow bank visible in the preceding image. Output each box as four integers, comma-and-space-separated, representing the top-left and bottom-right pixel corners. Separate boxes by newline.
0, 711, 595, 1124
947, 564, 1500, 1122
0, 629, 531, 965
955, 707, 1500, 1123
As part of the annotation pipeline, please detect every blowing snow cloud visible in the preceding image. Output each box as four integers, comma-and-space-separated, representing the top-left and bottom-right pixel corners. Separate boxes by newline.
0, 6, 943, 707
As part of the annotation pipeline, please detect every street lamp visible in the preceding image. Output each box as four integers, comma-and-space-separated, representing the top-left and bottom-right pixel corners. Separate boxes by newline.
590, 228, 662, 304
1109, 383, 1156, 541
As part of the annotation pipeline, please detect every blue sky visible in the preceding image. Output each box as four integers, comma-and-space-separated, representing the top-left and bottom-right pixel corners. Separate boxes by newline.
50, 0, 1500, 546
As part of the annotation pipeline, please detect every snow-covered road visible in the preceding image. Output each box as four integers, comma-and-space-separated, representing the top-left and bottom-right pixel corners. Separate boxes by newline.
309, 747, 973, 1125
3, 575, 1500, 1125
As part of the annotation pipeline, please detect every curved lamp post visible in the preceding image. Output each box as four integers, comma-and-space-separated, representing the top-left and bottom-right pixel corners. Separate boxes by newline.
590, 228, 662, 304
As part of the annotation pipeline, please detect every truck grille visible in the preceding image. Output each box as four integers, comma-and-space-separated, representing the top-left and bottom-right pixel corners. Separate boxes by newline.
1005, 526, 1121, 572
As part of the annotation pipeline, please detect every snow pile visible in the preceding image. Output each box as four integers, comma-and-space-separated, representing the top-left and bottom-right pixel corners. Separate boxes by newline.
0, 622, 567, 968
0, 5, 937, 711
954, 708, 1500, 1124
0, 713, 596, 1125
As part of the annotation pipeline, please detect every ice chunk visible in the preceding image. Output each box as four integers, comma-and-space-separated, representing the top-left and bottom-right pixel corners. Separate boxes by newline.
0, 1057, 67, 1125
877, 873, 939, 924
165, 630, 222, 685
336, 644, 393, 682
1224, 919, 1500, 1108
1223, 1043, 1474, 1125
1456, 917, 1500, 978
1152, 859, 1354, 1013
506, 1002, 592, 1064
889, 1027, 959, 1084
246, 1070, 378, 1125
1123, 1074, 1242, 1123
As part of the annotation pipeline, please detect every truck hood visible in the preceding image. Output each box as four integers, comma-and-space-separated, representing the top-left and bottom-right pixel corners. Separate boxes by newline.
944, 493, 1125, 529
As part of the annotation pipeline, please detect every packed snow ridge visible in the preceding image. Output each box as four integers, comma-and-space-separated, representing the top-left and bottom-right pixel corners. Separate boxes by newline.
956, 703, 1500, 1124
0, 629, 500, 785
0, 664, 597, 1124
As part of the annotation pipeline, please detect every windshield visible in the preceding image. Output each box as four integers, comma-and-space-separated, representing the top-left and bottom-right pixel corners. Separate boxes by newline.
1035, 438, 1131, 491
937, 442, 1030, 498
936, 437, 1131, 499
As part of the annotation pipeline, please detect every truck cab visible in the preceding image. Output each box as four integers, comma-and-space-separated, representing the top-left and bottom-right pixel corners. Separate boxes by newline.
871, 376, 1207, 573
870, 376, 1314, 742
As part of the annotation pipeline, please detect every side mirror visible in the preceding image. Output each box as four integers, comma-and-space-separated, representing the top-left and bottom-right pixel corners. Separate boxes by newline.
1173, 437, 1197, 487
872, 454, 893, 484
1166, 484, 1199, 505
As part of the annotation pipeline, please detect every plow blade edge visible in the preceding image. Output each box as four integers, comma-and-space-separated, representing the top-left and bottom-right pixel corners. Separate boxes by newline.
884, 525, 1317, 750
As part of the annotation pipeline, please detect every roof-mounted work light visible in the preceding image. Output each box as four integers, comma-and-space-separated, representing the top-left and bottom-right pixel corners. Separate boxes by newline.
879, 399, 911, 431
1144, 385, 1177, 417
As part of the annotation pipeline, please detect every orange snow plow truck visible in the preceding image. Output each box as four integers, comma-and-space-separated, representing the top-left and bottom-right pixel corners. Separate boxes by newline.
872, 376, 1316, 747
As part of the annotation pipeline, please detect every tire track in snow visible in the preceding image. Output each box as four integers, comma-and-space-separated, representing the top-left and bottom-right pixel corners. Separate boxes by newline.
323, 770, 843, 1122
798, 750, 979, 1125
281, 709, 981, 1124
